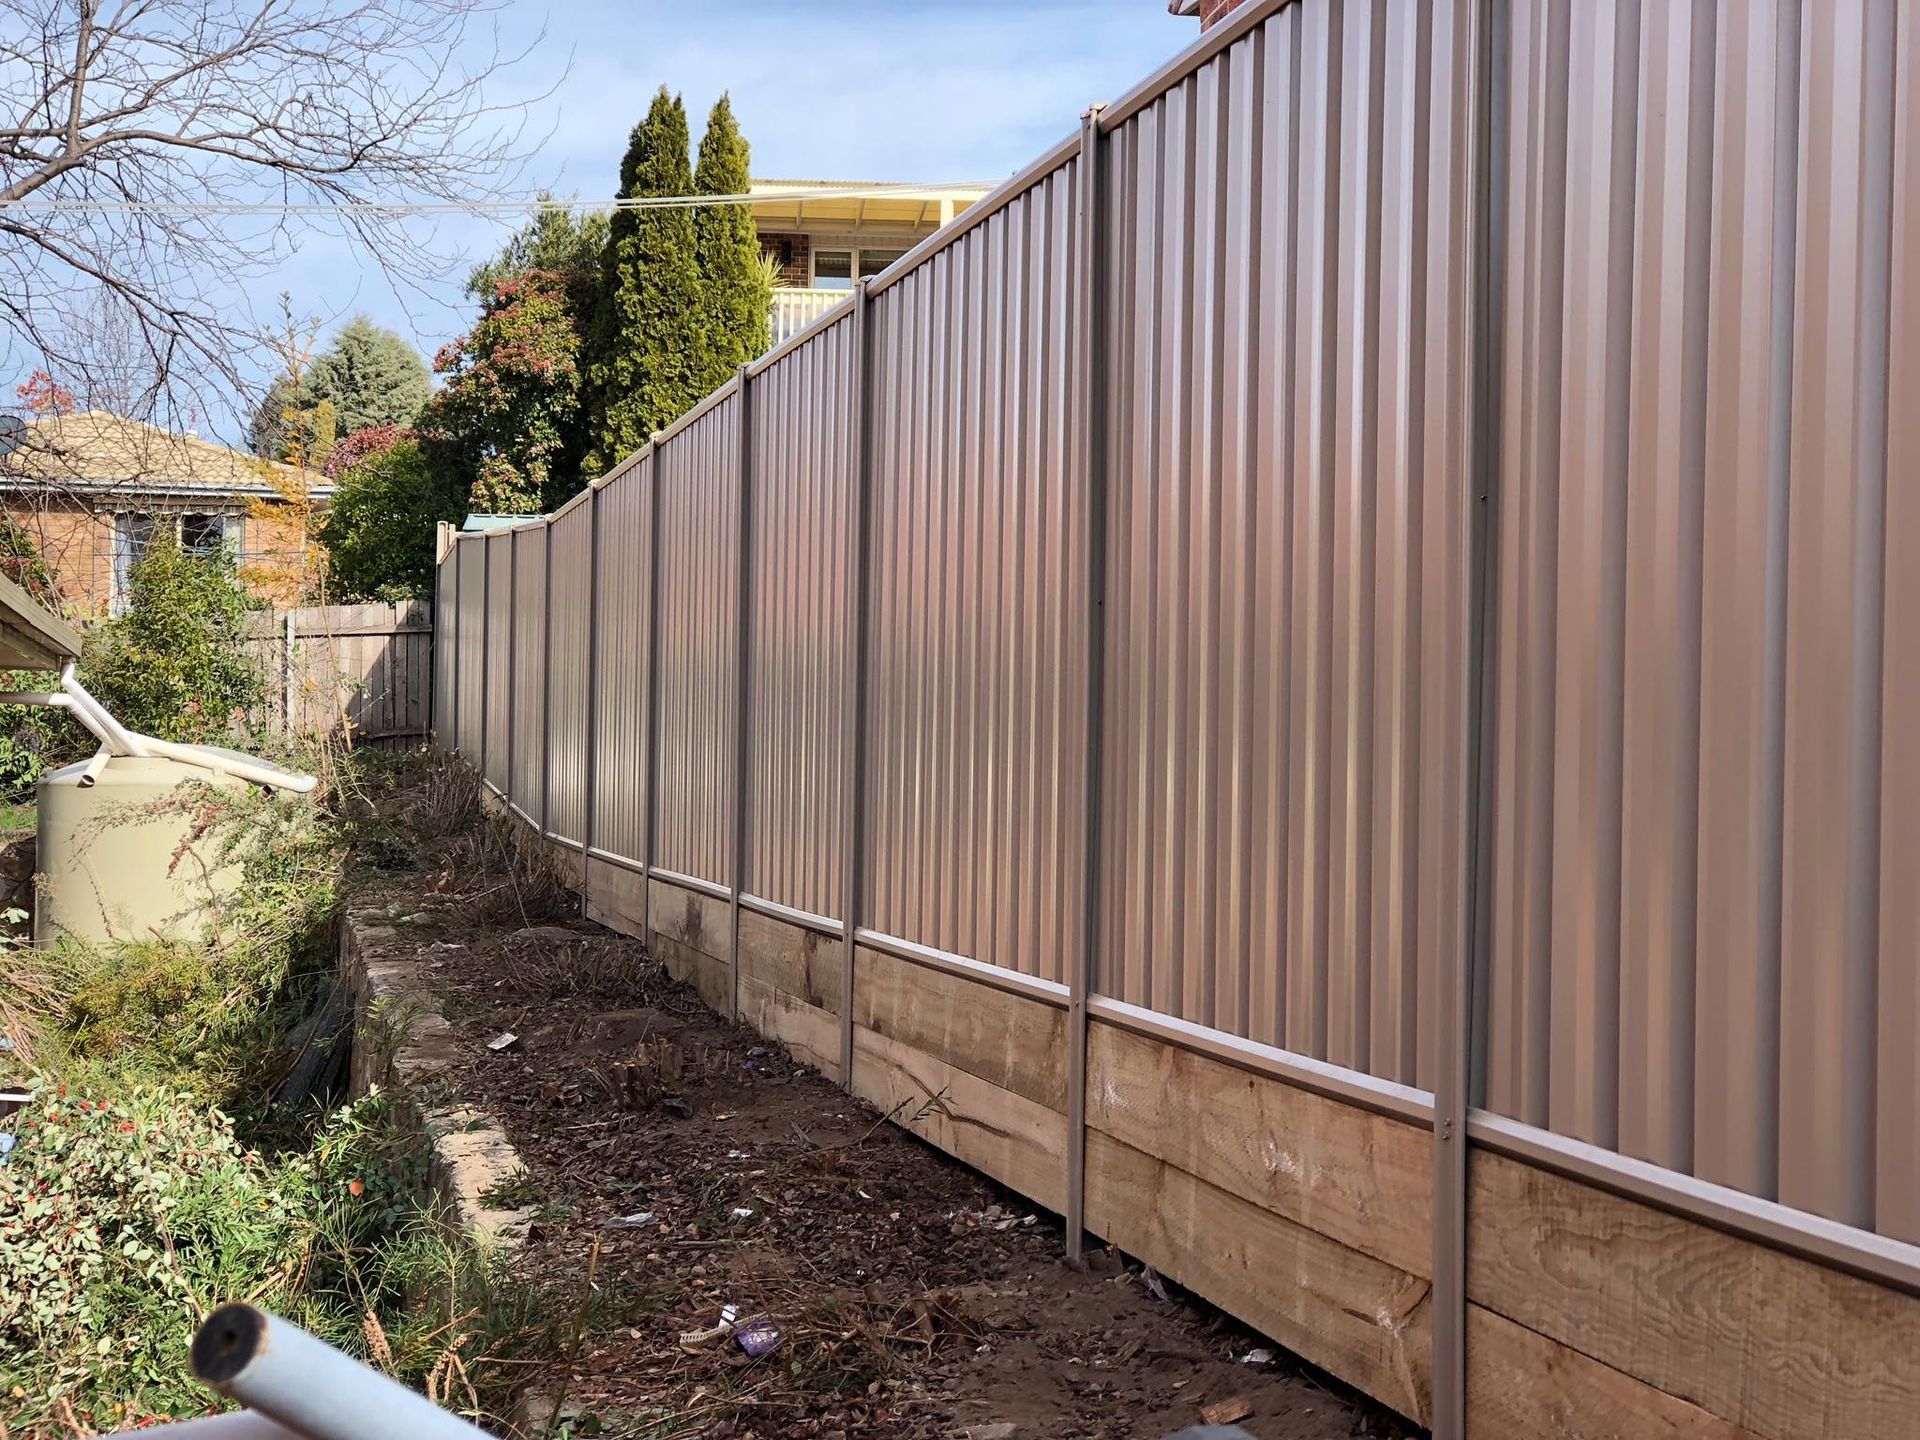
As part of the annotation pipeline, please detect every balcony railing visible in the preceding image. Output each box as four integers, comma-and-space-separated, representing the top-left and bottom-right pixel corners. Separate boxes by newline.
770, 287, 852, 346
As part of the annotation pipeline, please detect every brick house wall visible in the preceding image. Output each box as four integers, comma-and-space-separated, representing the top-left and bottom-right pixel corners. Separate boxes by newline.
1200, 0, 1252, 27
759, 232, 811, 288
1, 497, 313, 620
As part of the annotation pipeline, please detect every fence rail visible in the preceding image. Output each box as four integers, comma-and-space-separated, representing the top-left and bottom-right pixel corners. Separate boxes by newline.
431, 2, 1920, 1435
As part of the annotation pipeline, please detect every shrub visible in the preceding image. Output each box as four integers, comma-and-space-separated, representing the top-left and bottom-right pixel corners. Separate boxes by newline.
319, 439, 460, 602
0, 670, 84, 802
0, 1082, 309, 1429
81, 539, 264, 744
0, 1079, 542, 1433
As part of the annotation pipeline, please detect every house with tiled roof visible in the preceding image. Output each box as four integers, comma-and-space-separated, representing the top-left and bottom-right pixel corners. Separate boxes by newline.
0, 411, 332, 617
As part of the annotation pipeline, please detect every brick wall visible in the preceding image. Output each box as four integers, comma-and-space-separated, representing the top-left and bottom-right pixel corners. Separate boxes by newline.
759, 232, 811, 288
1, 497, 319, 619
1199, 0, 1251, 27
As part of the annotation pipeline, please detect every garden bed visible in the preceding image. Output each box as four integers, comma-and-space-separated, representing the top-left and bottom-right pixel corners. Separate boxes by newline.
350, 757, 1413, 1440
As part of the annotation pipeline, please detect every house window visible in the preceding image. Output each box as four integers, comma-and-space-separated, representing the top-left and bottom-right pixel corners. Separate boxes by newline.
180, 511, 229, 557
811, 246, 911, 290
812, 249, 853, 290
111, 511, 237, 612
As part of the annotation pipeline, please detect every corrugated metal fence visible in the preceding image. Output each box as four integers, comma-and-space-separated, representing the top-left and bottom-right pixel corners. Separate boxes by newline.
434, 0, 1920, 1430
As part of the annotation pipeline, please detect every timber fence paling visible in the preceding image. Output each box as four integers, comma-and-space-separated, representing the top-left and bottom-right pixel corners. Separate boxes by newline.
428, 2, 1920, 1437
245, 601, 432, 749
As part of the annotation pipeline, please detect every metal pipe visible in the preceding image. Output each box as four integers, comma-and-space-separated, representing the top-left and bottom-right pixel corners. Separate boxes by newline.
191, 1304, 490, 1440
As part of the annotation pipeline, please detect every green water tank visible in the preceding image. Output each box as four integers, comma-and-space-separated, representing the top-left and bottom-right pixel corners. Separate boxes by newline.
35, 754, 250, 947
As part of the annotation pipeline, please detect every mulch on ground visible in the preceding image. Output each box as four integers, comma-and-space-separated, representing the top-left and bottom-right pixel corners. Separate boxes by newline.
353, 763, 1416, 1440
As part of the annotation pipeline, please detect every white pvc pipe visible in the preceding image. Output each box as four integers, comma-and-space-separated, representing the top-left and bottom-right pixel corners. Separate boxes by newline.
60, 664, 147, 757
136, 736, 319, 795
0, 677, 317, 794
106, 1412, 303, 1439
77, 747, 110, 787
192, 1304, 490, 1440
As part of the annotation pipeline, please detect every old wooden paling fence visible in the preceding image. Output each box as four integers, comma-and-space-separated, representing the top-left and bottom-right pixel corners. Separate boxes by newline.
245, 602, 431, 750
431, 2, 1920, 1435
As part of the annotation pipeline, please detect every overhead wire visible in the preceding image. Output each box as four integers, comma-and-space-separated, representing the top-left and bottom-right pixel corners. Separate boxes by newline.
0, 182, 995, 217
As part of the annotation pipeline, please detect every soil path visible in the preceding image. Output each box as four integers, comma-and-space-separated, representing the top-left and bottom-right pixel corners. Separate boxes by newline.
358, 774, 1415, 1440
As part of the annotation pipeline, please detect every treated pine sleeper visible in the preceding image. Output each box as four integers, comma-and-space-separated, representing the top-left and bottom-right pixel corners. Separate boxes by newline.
849, 1022, 1066, 1213
1466, 1303, 1762, 1439
852, 943, 1067, 1112
738, 972, 841, 1081
1086, 1019, 1430, 1277
648, 876, 729, 962
1083, 1128, 1432, 1426
1468, 1148, 1920, 1440
738, 906, 842, 1012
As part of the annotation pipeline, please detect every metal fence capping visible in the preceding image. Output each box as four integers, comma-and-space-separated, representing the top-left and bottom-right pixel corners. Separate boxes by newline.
430, 2, 1920, 1436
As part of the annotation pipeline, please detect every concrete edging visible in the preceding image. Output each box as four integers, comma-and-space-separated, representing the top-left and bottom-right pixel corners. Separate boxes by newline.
341, 909, 535, 1250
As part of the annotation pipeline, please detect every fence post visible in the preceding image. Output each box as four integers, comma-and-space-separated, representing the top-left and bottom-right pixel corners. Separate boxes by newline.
582, 485, 602, 917
728, 367, 755, 1025
281, 611, 296, 737
507, 530, 519, 811
1065, 103, 1110, 1264
643, 441, 664, 945
479, 539, 491, 779
841, 279, 875, 1088
443, 542, 457, 750
1433, 2, 1503, 1435
540, 522, 554, 838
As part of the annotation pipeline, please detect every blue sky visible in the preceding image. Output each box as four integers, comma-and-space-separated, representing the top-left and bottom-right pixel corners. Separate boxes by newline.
217, 0, 1190, 445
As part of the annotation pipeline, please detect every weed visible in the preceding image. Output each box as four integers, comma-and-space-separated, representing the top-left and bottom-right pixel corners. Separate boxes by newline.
357, 994, 427, 1064
480, 1168, 545, 1211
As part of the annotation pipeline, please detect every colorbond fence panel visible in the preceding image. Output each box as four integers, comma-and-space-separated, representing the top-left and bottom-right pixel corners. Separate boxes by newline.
589, 459, 654, 866
1483, 0, 1918, 1245
433, 546, 455, 744
429, 2, 1920, 1433
510, 527, 547, 813
546, 499, 592, 845
1095, 0, 1475, 1088
745, 316, 855, 921
455, 540, 484, 757
865, 155, 1085, 982
482, 530, 511, 793
654, 393, 741, 889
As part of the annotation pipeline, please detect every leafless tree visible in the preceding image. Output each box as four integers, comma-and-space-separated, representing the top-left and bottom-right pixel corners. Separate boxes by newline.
0, 0, 536, 426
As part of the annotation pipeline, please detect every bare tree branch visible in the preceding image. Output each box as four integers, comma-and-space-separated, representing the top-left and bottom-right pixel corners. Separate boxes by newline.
0, 0, 539, 429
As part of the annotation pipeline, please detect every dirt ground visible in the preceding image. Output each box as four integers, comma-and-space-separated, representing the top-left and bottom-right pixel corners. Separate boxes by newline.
355, 766, 1417, 1440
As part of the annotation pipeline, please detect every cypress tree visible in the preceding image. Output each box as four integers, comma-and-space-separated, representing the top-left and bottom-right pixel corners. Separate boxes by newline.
692, 94, 771, 390
584, 89, 703, 476
307, 316, 432, 432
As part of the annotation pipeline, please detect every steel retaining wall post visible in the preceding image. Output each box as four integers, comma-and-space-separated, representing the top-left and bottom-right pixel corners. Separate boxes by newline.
443, 544, 457, 751
1433, 1, 1505, 1435
728, 368, 755, 1024
644, 441, 665, 945
1066, 104, 1109, 1264
582, 484, 602, 918
841, 279, 876, 1088
506, 531, 519, 811
541, 522, 554, 838
479, 538, 491, 781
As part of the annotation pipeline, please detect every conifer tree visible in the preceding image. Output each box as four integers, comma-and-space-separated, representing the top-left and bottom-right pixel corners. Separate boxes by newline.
584, 89, 703, 475
693, 94, 771, 390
